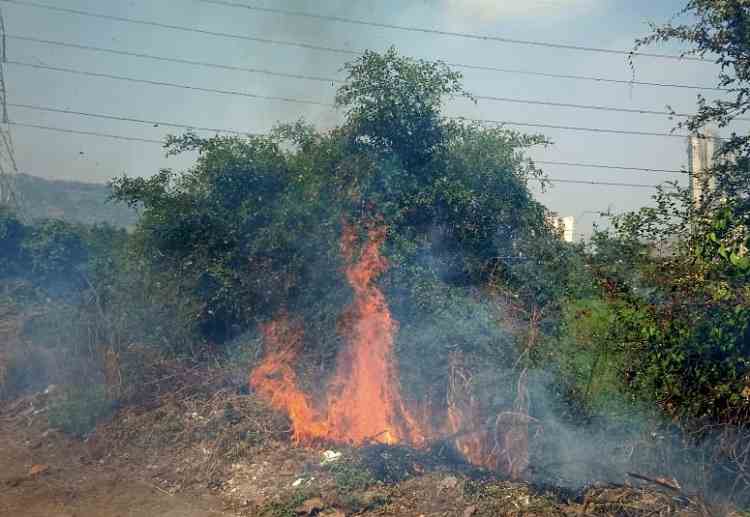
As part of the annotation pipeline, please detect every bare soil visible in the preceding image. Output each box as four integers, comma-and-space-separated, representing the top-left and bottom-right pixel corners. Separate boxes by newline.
0, 417, 228, 517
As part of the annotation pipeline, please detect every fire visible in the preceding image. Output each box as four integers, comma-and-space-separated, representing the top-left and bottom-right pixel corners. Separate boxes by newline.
326, 224, 425, 446
249, 221, 529, 477
248, 316, 328, 443
249, 222, 423, 447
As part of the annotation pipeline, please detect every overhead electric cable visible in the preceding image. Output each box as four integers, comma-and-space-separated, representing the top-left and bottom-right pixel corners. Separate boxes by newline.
193, 0, 704, 61
9, 103, 691, 174
535, 159, 684, 174
6, 60, 335, 107
9, 121, 165, 144
8, 36, 341, 84
10, 60, 724, 122
454, 117, 688, 138
1, 0, 707, 62
0, 0, 360, 56
472, 94, 745, 120
8, 35, 725, 92
8, 102, 254, 135
449, 62, 724, 91
8, 119, 676, 190
546, 178, 662, 188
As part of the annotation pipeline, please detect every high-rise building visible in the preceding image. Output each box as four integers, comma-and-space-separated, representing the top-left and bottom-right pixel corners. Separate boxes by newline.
688, 130, 718, 207
548, 212, 576, 243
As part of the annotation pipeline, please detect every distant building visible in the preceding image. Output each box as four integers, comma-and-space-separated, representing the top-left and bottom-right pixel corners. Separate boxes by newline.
688, 130, 719, 207
548, 212, 575, 243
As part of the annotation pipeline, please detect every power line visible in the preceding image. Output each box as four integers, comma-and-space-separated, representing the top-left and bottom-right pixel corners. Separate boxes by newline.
8, 119, 671, 190
6, 60, 335, 107
9, 34, 725, 93
8, 102, 690, 175
0, 0, 360, 56
10, 121, 165, 144
9, 35, 342, 84
193, 0, 704, 62
8, 55, 689, 139
472, 94, 746, 121
535, 159, 684, 174
545, 178, 661, 188
6, 60, 693, 140
8, 102, 255, 136
458, 117, 688, 139
2, 0, 708, 65
9, 59, 716, 123
449, 62, 725, 92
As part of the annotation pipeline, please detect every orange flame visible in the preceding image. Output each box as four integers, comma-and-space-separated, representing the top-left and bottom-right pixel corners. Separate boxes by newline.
326, 224, 424, 446
249, 223, 423, 447
249, 222, 528, 476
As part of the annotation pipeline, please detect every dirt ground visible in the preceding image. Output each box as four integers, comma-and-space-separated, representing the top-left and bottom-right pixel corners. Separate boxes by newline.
0, 422, 229, 517
0, 380, 726, 517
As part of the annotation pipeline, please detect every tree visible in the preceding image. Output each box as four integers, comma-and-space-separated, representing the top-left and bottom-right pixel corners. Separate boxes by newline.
605, 0, 750, 424
112, 49, 573, 432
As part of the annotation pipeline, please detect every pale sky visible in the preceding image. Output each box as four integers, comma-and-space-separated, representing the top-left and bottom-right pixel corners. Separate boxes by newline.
4, 0, 740, 237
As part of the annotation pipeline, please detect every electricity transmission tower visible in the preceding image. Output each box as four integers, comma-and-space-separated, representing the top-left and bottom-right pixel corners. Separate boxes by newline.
0, 6, 21, 213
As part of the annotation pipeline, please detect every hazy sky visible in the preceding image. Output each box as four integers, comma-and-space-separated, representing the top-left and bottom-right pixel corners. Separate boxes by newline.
4, 0, 739, 237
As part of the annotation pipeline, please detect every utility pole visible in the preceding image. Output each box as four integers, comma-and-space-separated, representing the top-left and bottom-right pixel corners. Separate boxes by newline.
0, 5, 21, 214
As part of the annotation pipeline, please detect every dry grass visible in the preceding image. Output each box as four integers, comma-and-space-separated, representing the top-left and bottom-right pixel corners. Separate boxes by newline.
95, 361, 291, 489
